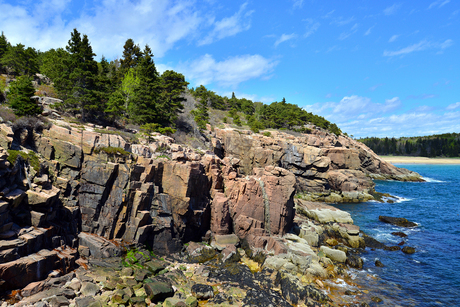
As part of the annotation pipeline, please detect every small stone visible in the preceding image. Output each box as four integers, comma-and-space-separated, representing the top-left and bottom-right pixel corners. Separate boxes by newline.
80, 282, 100, 296
375, 260, 384, 267
185, 296, 198, 307
402, 246, 416, 254
144, 281, 174, 302
371, 296, 383, 303
191, 284, 214, 300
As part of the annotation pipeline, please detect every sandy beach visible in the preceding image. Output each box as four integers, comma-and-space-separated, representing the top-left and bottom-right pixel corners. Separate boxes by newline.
381, 156, 460, 165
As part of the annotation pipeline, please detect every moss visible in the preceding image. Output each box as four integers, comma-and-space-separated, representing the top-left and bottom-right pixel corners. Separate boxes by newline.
94, 146, 130, 157
7, 150, 40, 171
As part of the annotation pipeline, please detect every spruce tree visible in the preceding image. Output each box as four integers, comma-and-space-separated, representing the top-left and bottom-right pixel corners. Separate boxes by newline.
8, 76, 41, 116
129, 45, 160, 124
60, 29, 99, 121
159, 70, 188, 126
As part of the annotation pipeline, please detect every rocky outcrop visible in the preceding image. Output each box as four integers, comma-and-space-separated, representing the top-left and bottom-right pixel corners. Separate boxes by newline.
211, 127, 423, 201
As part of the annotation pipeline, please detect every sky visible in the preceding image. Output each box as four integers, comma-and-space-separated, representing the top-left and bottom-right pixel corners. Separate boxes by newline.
1, 0, 459, 138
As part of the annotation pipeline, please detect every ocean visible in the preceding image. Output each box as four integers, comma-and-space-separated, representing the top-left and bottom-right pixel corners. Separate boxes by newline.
333, 164, 460, 306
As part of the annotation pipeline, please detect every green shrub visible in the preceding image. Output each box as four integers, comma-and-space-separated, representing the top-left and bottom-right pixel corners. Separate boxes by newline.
7, 150, 40, 171
8, 76, 41, 116
263, 131, 271, 137
94, 146, 130, 156
222, 117, 227, 123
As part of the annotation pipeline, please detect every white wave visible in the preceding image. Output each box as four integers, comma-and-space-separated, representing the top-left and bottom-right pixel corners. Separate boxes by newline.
393, 196, 412, 203
332, 278, 348, 288
413, 260, 420, 263
422, 177, 445, 183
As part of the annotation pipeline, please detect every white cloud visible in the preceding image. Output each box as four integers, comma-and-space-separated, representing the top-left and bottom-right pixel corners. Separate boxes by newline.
389, 34, 399, 42
339, 23, 358, 40
0, 0, 207, 59
304, 20, 320, 38
379, 97, 401, 112
383, 4, 402, 16
383, 39, 453, 57
274, 33, 297, 47
428, 0, 450, 9
332, 16, 355, 26
446, 102, 460, 110
293, 0, 304, 9
177, 54, 278, 88
364, 26, 373, 36
198, 2, 253, 46
369, 83, 384, 91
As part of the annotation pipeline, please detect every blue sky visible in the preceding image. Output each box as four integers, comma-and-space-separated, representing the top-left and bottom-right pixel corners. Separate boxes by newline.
1, 0, 459, 138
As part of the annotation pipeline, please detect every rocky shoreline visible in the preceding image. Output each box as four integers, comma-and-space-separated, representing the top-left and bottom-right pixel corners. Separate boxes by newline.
0, 115, 423, 306
2, 200, 403, 307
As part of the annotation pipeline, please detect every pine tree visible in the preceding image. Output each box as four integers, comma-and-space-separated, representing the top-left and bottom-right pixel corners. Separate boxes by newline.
120, 39, 142, 73
159, 70, 188, 126
60, 29, 99, 121
8, 76, 41, 116
0, 32, 9, 71
129, 45, 160, 124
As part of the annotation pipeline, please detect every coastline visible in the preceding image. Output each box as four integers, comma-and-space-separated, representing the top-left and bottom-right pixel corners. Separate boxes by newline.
381, 155, 460, 165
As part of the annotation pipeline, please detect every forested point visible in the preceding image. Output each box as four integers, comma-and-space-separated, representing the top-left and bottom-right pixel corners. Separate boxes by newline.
359, 134, 460, 158
0, 29, 341, 135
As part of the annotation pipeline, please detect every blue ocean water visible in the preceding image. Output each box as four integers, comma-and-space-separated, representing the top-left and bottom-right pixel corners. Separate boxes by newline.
333, 164, 460, 307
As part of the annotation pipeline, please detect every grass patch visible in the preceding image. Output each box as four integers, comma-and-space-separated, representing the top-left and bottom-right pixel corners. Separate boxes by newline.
35, 84, 58, 98
0, 105, 17, 122
94, 146, 130, 157
263, 131, 271, 137
7, 150, 40, 171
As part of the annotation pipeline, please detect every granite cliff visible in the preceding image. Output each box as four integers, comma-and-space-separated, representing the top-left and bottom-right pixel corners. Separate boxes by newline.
0, 118, 422, 304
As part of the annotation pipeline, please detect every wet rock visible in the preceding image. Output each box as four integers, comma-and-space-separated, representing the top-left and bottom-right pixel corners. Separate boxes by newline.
384, 245, 401, 251
372, 296, 383, 303
275, 271, 331, 305
191, 284, 214, 300
402, 246, 416, 254
346, 254, 363, 269
379, 216, 417, 228
362, 233, 387, 249
375, 259, 384, 267
391, 231, 408, 237
242, 288, 291, 307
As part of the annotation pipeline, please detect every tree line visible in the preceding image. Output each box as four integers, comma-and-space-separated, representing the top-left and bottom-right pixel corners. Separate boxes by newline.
359, 134, 460, 157
0, 29, 341, 136
189, 86, 341, 135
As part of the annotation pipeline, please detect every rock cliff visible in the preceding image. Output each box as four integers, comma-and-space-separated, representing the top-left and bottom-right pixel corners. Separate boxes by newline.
0, 120, 422, 293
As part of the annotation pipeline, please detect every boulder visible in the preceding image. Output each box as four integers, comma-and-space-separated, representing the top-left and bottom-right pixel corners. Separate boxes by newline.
379, 216, 418, 228
295, 200, 353, 224
319, 246, 347, 263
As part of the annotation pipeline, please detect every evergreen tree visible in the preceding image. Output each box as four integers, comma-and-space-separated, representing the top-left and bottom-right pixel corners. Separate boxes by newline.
159, 70, 189, 125
0, 43, 39, 76
8, 76, 41, 116
120, 39, 142, 73
129, 45, 160, 124
59, 29, 99, 121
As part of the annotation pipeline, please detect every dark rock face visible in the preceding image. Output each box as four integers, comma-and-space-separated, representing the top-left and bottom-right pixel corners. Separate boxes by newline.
379, 216, 418, 227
